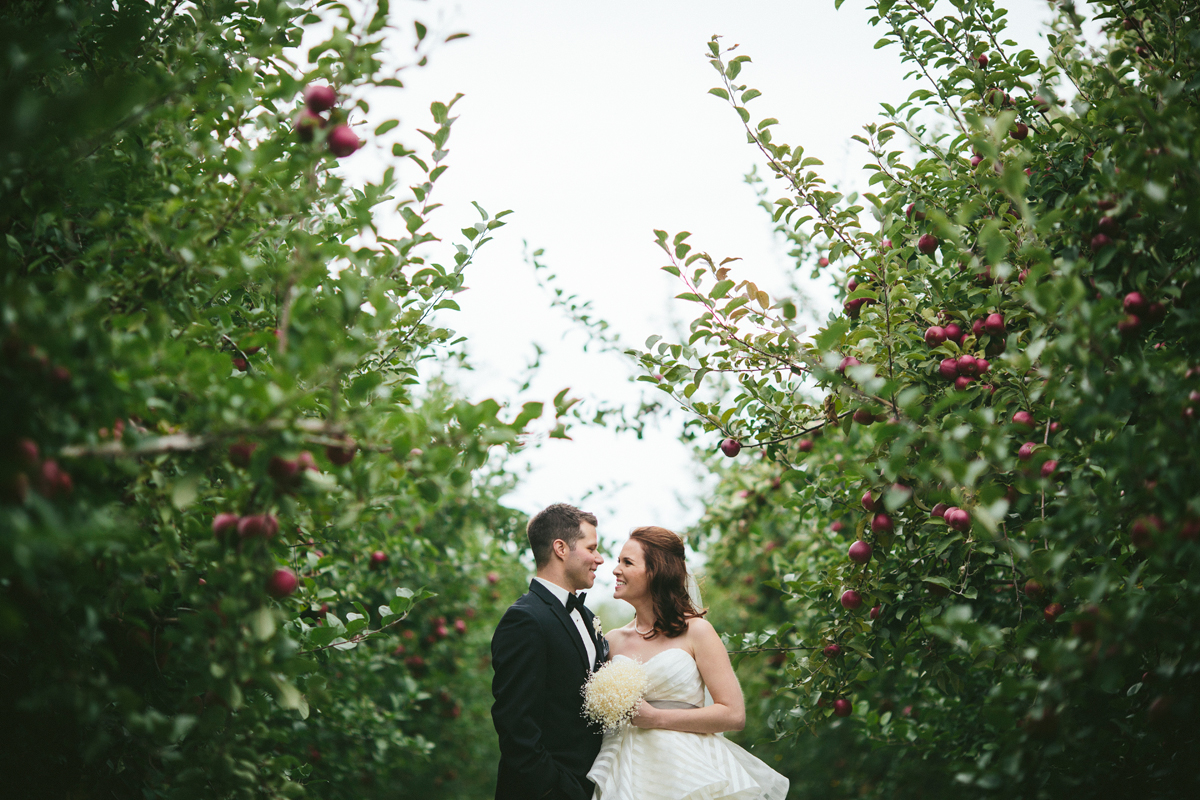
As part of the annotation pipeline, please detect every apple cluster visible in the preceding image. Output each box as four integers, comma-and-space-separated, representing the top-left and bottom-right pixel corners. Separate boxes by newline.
2, 438, 74, 505
295, 84, 361, 158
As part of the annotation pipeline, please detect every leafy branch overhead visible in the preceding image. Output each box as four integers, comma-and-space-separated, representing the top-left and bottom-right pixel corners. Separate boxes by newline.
642, 1, 1200, 796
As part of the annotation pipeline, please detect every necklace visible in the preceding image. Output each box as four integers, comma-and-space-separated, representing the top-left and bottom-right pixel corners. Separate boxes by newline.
633, 616, 654, 636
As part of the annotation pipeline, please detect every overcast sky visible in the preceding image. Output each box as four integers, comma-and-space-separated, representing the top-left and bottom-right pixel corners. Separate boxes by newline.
332, 0, 1061, 611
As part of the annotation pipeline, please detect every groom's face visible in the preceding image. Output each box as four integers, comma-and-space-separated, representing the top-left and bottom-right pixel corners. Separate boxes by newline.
562, 522, 602, 592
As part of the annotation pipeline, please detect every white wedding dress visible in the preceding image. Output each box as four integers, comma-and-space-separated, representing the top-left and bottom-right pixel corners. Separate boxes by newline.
587, 649, 789, 800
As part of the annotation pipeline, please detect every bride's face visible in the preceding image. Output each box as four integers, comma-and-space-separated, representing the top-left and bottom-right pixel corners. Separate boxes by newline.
612, 538, 649, 602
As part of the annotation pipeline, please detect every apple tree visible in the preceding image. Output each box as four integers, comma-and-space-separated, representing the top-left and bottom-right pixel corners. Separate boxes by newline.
1, 2, 548, 798
636, 1, 1200, 795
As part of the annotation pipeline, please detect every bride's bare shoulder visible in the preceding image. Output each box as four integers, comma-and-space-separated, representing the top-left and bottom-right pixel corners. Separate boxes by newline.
684, 616, 721, 645
606, 624, 634, 644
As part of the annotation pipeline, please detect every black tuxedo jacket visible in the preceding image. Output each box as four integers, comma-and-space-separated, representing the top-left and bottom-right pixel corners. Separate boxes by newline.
491, 580, 605, 800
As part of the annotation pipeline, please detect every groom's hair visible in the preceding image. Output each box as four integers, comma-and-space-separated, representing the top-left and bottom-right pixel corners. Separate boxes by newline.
527, 503, 597, 568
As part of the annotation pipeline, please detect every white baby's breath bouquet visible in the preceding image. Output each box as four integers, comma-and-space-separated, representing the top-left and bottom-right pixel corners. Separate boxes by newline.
581, 659, 649, 734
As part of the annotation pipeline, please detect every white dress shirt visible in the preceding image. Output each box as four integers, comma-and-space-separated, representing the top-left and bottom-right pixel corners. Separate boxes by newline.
533, 577, 597, 671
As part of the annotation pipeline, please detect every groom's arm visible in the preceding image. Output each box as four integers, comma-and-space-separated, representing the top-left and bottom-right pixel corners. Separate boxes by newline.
491, 606, 572, 798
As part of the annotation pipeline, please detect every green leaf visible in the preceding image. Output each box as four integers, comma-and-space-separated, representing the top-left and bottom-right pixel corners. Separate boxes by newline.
710, 280, 735, 299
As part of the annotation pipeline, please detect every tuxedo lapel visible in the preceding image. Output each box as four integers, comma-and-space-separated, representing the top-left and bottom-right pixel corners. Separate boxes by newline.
528, 580, 590, 672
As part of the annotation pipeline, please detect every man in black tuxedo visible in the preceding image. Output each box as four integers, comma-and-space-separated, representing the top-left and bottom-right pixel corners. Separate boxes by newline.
491, 503, 609, 800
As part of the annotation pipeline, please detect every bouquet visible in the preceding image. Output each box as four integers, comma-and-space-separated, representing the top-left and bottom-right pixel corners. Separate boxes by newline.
581, 659, 649, 734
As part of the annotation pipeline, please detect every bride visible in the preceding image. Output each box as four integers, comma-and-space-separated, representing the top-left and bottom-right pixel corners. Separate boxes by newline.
588, 526, 789, 800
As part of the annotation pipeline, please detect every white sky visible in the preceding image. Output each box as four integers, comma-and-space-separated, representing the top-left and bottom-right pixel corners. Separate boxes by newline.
333, 0, 1062, 612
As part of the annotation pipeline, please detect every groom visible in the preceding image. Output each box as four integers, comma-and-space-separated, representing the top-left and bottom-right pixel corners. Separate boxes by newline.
491, 503, 608, 800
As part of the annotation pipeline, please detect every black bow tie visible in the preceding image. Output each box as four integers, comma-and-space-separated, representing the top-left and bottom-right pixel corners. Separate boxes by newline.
566, 592, 587, 614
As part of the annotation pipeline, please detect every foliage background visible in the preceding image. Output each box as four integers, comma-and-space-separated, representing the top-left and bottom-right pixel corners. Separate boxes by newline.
635, 1, 1200, 798
0, 1, 552, 797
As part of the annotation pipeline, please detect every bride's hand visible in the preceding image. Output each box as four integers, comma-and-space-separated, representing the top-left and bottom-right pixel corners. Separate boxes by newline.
630, 699, 660, 729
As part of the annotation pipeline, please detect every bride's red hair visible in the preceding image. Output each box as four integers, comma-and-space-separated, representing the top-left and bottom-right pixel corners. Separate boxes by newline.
628, 526, 706, 639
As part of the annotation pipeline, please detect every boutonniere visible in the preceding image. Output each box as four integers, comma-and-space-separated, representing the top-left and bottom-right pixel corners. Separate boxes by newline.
593, 617, 603, 636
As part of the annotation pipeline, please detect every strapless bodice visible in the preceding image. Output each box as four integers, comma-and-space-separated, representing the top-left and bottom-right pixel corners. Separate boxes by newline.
590, 649, 789, 800
614, 649, 705, 709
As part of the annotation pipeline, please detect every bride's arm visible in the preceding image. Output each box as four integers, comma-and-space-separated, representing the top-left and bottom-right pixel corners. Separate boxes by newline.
630, 619, 745, 734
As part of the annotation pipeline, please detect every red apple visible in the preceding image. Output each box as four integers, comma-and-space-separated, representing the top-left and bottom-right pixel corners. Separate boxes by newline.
1123, 292, 1148, 315
944, 323, 964, 343
924, 326, 947, 347
977, 53, 988, 67
1097, 215, 1118, 234
228, 440, 257, 468
16, 438, 39, 466
38, 460, 72, 497
977, 358, 990, 374
824, 644, 842, 657
930, 502, 948, 518
1018, 441, 1037, 461
917, 234, 939, 255
1090, 233, 1112, 250
1010, 122, 1028, 140
294, 107, 324, 142
370, 550, 388, 566
939, 358, 960, 380
1145, 302, 1167, 323
945, 507, 971, 531
957, 354, 979, 376
1040, 460, 1058, 478
1130, 516, 1162, 550
238, 513, 278, 539
486, 571, 500, 585
871, 513, 893, 534
840, 590, 863, 611
1023, 579, 1045, 600
304, 84, 337, 112
1012, 411, 1034, 428
720, 438, 741, 457
906, 203, 926, 221
797, 438, 814, 453
1122, 17, 1140, 30
818, 257, 830, 267
232, 356, 248, 371
1179, 519, 1200, 542
870, 604, 881, 620
328, 124, 360, 158
268, 455, 300, 484
1118, 315, 1142, 336
972, 318, 985, 338
838, 355, 861, 374
267, 567, 299, 598
954, 375, 974, 391
861, 490, 880, 512
454, 619, 467, 634
1044, 602, 1065, 623
833, 698, 852, 717
297, 451, 317, 471
325, 438, 358, 465
830, 520, 845, 533
971, 155, 983, 167
984, 313, 1005, 336
853, 408, 876, 425
847, 277, 859, 293
848, 540, 872, 563
212, 513, 241, 539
